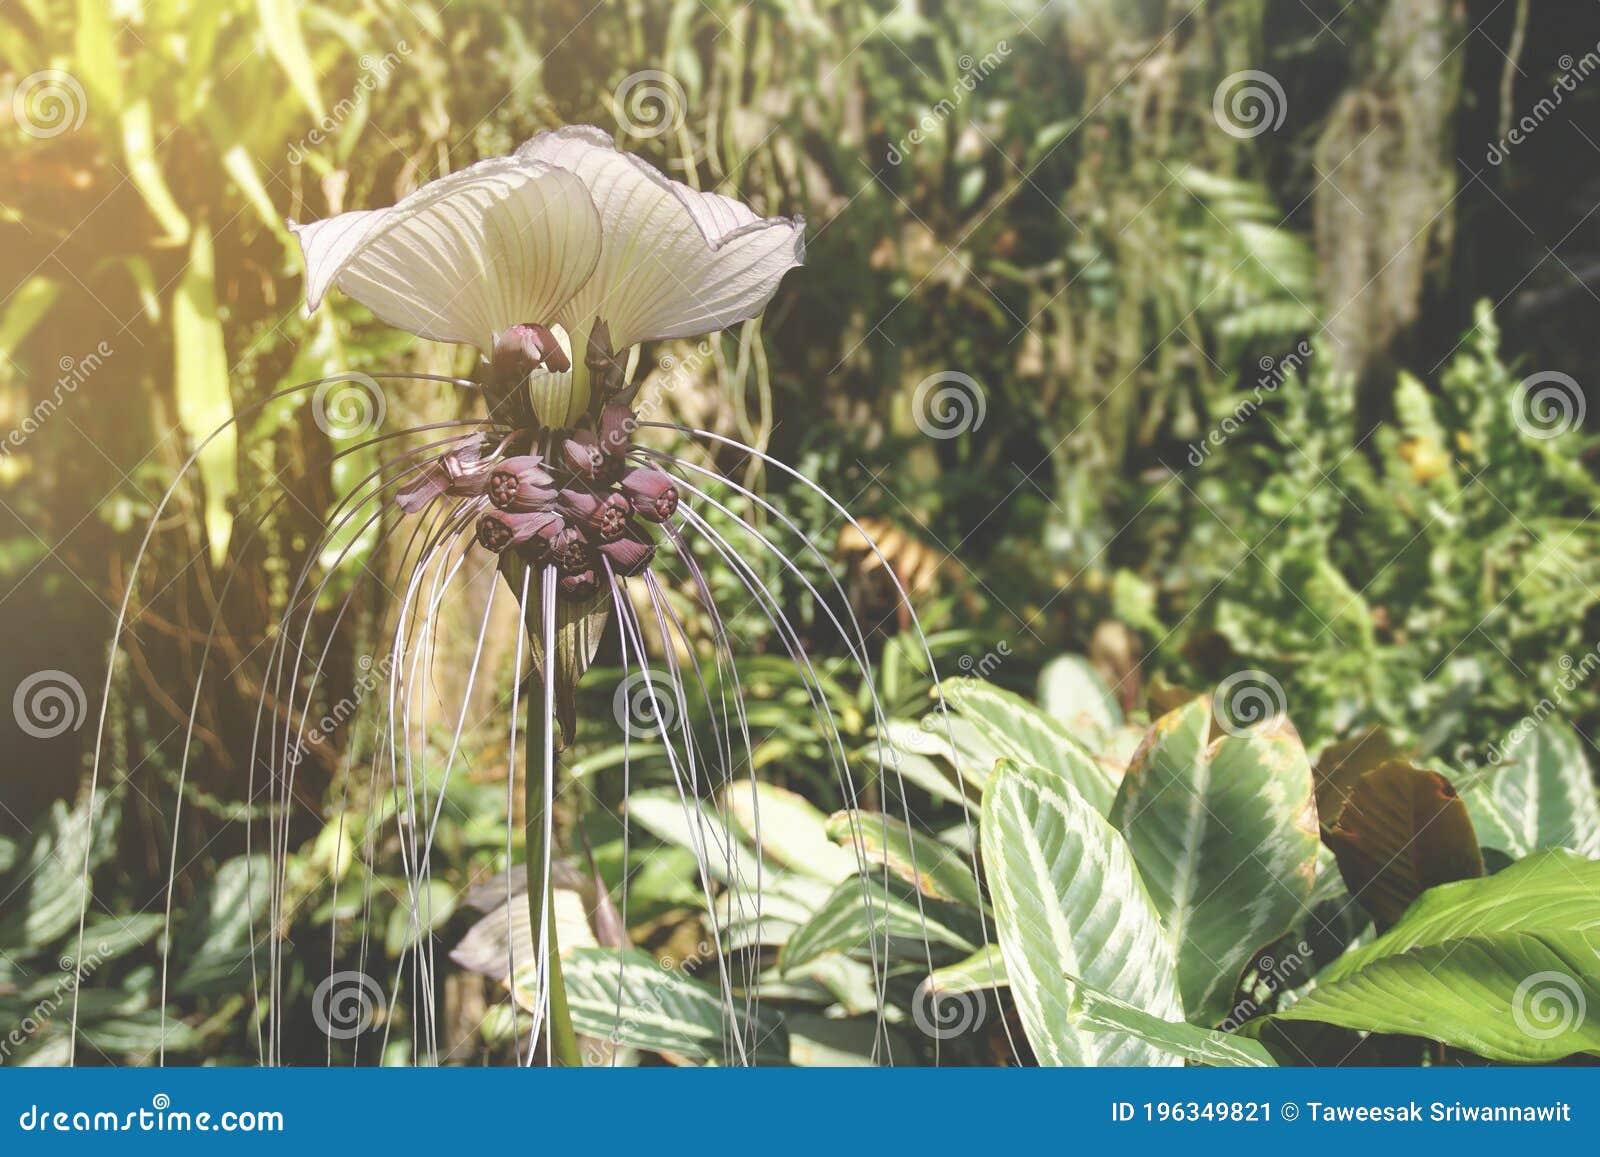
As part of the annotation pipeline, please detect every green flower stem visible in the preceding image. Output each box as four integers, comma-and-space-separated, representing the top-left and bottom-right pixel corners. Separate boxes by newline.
523, 596, 582, 1068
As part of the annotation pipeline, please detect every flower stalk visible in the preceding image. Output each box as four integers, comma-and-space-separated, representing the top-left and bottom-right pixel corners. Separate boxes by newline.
523, 673, 580, 1067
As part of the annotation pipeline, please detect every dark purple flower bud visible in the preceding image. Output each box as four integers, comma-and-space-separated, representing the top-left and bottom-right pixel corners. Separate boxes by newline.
558, 487, 632, 543
397, 444, 496, 513
476, 509, 561, 553
597, 404, 637, 458
561, 429, 606, 479
549, 525, 593, 572
559, 569, 601, 600
599, 532, 656, 577
491, 323, 569, 384
618, 467, 679, 522
488, 455, 557, 512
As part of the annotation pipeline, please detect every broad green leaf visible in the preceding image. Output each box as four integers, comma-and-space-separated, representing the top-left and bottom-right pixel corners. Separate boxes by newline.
725, 780, 857, 883
257, 0, 325, 120
926, 943, 1008, 994
172, 224, 234, 568
942, 677, 1118, 813
1037, 654, 1122, 748
121, 101, 189, 243
1271, 929, 1600, 1062
1461, 722, 1600, 858
0, 799, 108, 951
560, 946, 788, 1066
1111, 698, 1320, 1025
1318, 848, 1600, 985
780, 878, 977, 973
825, 809, 983, 908
1068, 977, 1277, 1067
786, 1011, 913, 1066
982, 759, 1182, 1065
884, 715, 1003, 791
1325, 760, 1483, 928
174, 855, 268, 995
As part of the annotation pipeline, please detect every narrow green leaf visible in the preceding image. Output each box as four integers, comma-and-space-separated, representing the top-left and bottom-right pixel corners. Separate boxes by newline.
172, 224, 234, 568
257, 0, 325, 120
927, 943, 1008, 994
825, 809, 983, 908
121, 101, 189, 243
1068, 977, 1277, 1067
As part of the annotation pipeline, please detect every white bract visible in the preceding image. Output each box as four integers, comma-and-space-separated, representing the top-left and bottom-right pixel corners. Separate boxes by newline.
291, 125, 804, 424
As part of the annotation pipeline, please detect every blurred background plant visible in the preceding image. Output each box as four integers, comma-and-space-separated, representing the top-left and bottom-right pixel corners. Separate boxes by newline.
2, 0, 1598, 1064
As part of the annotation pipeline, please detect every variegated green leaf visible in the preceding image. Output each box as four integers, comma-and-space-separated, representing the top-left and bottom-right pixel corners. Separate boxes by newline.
826, 809, 983, 908
780, 879, 977, 974
1111, 698, 1319, 1025
725, 780, 857, 883
1461, 722, 1600, 858
982, 758, 1182, 1065
943, 677, 1118, 813
1037, 654, 1122, 749
560, 947, 789, 1066
926, 943, 1008, 994
1068, 977, 1277, 1067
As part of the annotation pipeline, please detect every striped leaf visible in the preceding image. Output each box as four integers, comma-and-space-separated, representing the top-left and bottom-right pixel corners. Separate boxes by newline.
1068, 977, 1277, 1067
561, 947, 789, 1066
725, 780, 858, 883
780, 879, 977, 974
943, 677, 1118, 813
1111, 698, 1320, 1025
826, 809, 983, 908
982, 759, 1182, 1065
926, 944, 1008, 994
1461, 722, 1600, 858
1037, 654, 1123, 750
